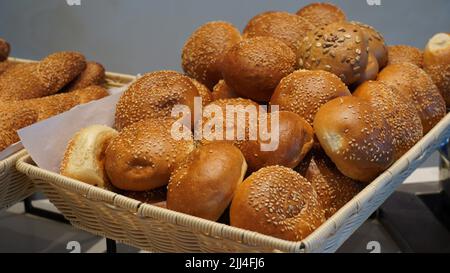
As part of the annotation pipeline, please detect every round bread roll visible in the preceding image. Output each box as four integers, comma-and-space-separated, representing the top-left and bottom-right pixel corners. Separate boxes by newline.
60, 125, 118, 188
167, 142, 247, 221
221, 36, 297, 102
114, 71, 199, 131
314, 96, 394, 183
387, 45, 423, 68
300, 149, 363, 219
354, 81, 423, 160
190, 78, 212, 106
243, 11, 314, 59
182, 21, 241, 89
298, 22, 369, 85
239, 111, 314, 172
0, 38, 10, 61
352, 52, 379, 87
270, 70, 351, 125
105, 118, 195, 191
212, 80, 239, 101
377, 63, 446, 133
296, 2, 346, 27
424, 33, 450, 106
230, 165, 325, 241
350, 21, 388, 68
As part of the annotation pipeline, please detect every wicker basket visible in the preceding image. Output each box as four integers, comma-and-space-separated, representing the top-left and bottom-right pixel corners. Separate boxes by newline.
0, 57, 136, 209
15, 110, 450, 252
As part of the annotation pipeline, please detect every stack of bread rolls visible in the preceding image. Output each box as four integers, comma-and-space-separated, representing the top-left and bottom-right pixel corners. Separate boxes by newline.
0, 40, 108, 152
60, 2, 449, 242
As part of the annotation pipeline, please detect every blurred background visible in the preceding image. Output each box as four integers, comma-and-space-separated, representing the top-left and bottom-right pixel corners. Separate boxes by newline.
0, 0, 449, 75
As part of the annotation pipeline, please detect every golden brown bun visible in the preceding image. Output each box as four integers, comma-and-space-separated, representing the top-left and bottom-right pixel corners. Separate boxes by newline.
350, 21, 388, 68
424, 33, 450, 106
222, 36, 296, 102
0, 52, 86, 101
377, 63, 446, 133
314, 96, 394, 183
354, 81, 423, 160
0, 39, 10, 61
60, 125, 118, 188
182, 21, 242, 89
271, 70, 351, 125
212, 80, 239, 101
387, 45, 423, 68
0, 104, 38, 151
190, 77, 212, 106
297, 148, 363, 219
114, 70, 199, 131
123, 188, 167, 207
243, 11, 314, 59
239, 111, 314, 172
105, 118, 194, 191
230, 165, 325, 241
296, 2, 346, 27
167, 142, 247, 221
352, 52, 379, 87
0, 61, 17, 76
64, 61, 106, 92
299, 22, 369, 85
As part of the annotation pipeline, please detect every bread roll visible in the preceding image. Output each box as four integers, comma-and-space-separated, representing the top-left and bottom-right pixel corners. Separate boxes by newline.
239, 111, 314, 172
0, 104, 38, 151
243, 11, 314, 59
0, 38, 10, 61
230, 165, 325, 241
296, 2, 346, 27
212, 80, 239, 101
105, 118, 194, 191
424, 33, 450, 106
64, 61, 106, 92
350, 21, 388, 68
0, 61, 17, 76
299, 22, 369, 85
114, 71, 199, 130
0, 52, 86, 101
167, 142, 247, 221
387, 45, 423, 68
190, 77, 212, 106
314, 96, 394, 183
354, 81, 423, 159
378, 63, 446, 133
60, 125, 118, 188
270, 70, 351, 125
352, 52, 379, 87
222, 36, 297, 102
182, 21, 241, 89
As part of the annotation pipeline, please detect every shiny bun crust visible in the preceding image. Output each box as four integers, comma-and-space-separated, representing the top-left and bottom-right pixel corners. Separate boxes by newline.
222, 36, 297, 102
353, 52, 379, 87
239, 111, 314, 172
313, 96, 394, 183
387, 45, 424, 68
271, 70, 351, 125
350, 21, 388, 68
105, 118, 195, 191
377, 63, 446, 133
230, 165, 325, 241
0, 38, 10, 61
354, 81, 423, 160
182, 21, 242, 89
296, 2, 346, 27
299, 22, 369, 85
114, 70, 199, 130
167, 142, 247, 221
60, 125, 118, 188
212, 80, 239, 101
243, 11, 314, 58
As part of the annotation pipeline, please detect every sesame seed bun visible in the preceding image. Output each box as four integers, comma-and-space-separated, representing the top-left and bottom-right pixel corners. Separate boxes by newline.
350, 21, 388, 68
189, 77, 212, 106
105, 118, 194, 191
243, 11, 314, 59
222, 36, 297, 102
64, 61, 106, 92
182, 21, 242, 89
387, 45, 424, 68
0, 61, 17, 76
212, 80, 239, 101
299, 22, 369, 85
114, 70, 199, 131
377, 63, 446, 133
296, 2, 346, 27
167, 142, 247, 221
0, 104, 38, 151
230, 165, 325, 241
0, 38, 10, 61
270, 70, 351, 125
352, 52, 379, 87
354, 81, 423, 160
313, 96, 395, 183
